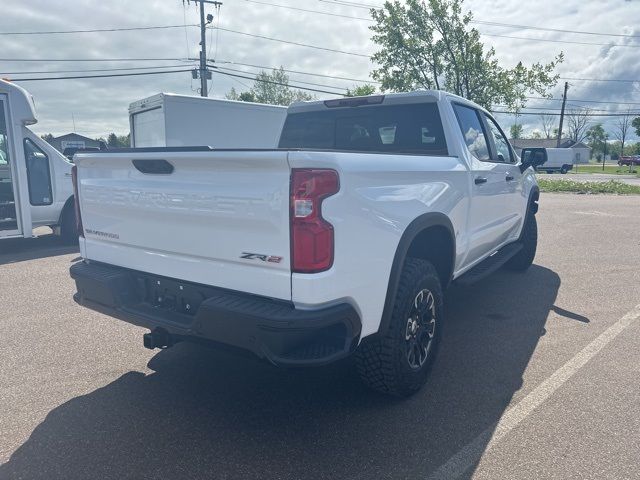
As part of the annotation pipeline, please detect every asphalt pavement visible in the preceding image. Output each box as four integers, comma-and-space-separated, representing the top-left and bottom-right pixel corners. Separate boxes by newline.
1, 193, 639, 480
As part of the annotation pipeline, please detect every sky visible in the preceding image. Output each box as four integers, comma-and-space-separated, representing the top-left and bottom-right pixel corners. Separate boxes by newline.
1, 0, 639, 141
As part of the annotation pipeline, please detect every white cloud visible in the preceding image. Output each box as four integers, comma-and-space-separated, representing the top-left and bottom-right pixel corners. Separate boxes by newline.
1, 0, 638, 140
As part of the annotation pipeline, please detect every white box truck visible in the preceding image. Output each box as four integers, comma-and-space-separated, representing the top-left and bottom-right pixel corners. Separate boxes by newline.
129, 93, 287, 148
534, 148, 574, 174
1, 79, 77, 241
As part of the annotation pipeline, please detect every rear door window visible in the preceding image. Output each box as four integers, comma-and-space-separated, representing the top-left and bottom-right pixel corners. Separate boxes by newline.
279, 103, 448, 155
453, 104, 490, 162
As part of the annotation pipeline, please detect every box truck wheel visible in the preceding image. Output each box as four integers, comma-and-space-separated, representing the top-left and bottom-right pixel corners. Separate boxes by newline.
60, 203, 78, 244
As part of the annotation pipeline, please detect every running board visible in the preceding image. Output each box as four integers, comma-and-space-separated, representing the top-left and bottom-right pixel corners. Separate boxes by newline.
455, 242, 523, 286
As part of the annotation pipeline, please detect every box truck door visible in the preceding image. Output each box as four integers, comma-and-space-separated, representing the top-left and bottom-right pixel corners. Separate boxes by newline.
0, 95, 21, 236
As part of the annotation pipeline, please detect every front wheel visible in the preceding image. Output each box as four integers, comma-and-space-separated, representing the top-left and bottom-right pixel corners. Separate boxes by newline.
504, 212, 537, 272
560, 166, 568, 174
355, 258, 443, 397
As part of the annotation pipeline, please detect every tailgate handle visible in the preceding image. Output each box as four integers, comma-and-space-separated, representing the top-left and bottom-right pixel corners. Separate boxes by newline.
132, 159, 174, 175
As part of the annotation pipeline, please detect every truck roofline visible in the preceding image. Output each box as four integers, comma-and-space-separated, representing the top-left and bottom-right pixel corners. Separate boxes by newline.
286, 89, 489, 115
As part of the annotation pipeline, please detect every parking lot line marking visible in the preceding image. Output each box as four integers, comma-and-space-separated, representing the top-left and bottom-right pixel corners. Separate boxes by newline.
427, 303, 640, 480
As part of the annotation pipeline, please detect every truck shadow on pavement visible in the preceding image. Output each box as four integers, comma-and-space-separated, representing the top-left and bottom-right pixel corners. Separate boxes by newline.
0, 234, 78, 266
1, 265, 568, 480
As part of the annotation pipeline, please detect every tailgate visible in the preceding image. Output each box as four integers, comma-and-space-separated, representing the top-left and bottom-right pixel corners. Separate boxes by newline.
75, 150, 292, 301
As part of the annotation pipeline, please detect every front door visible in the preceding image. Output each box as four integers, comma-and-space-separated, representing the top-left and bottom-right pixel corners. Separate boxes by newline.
0, 95, 20, 236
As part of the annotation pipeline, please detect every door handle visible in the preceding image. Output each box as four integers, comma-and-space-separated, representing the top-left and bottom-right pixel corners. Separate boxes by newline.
505, 174, 515, 181
474, 177, 488, 185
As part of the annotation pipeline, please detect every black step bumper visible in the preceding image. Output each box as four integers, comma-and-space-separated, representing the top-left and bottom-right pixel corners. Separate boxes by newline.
70, 261, 361, 366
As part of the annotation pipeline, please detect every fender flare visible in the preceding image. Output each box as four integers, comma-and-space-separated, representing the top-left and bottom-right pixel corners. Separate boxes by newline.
376, 212, 456, 335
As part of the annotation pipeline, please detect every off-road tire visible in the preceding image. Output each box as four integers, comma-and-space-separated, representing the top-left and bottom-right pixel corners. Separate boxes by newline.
59, 203, 78, 244
355, 258, 444, 397
504, 211, 537, 272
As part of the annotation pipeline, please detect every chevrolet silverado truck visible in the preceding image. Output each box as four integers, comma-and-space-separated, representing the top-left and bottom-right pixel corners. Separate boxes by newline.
70, 91, 544, 396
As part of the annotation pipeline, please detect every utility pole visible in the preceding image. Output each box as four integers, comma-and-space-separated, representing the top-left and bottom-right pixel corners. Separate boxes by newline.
556, 81, 569, 147
185, 0, 222, 97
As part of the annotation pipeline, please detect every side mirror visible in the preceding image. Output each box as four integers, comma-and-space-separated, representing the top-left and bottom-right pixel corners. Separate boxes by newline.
520, 148, 547, 173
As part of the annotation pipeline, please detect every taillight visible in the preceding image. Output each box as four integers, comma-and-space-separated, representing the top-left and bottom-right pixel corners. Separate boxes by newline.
71, 165, 84, 238
290, 169, 339, 273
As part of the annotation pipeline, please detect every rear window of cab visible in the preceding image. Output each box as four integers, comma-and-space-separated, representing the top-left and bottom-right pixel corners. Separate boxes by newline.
279, 103, 448, 155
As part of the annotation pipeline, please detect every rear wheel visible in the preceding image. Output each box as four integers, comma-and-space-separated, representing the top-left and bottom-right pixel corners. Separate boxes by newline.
504, 212, 537, 272
356, 258, 443, 397
560, 166, 568, 174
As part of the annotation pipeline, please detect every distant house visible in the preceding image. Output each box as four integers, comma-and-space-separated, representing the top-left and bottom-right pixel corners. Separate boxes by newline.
49, 133, 102, 153
509, 138, 591, 164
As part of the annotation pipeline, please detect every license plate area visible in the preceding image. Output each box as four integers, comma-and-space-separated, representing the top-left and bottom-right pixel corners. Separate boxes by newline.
135, 274, 206, 316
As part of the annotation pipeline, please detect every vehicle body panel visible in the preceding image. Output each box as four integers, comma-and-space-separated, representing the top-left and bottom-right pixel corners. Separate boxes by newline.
74, 90, 538, 342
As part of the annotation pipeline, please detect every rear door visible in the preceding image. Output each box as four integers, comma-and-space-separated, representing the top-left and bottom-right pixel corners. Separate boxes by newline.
452, 103, 520, 265
0, 95, 20, 237
76, 149, 292, 300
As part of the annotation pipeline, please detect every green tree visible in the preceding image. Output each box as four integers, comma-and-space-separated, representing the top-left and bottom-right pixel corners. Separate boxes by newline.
586, 124, 606, 160
226, 67, 314, 106
106, 133, 130, 148
346, 84, 377, 96
510, 124, 523, 139
41, 133, 55, 144
632, 117, 640, 137
369, 0, 563, 110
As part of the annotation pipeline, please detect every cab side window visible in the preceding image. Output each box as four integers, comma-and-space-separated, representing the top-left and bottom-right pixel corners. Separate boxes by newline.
24, 138, 53, 206
453, 104, 490, 161
484, 114, 513, 163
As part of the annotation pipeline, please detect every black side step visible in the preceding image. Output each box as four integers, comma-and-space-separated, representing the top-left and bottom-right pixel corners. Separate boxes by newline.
455, 242, 523, 286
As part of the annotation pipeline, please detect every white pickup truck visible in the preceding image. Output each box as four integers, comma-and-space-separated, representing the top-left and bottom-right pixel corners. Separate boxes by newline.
70, 91, 544, 396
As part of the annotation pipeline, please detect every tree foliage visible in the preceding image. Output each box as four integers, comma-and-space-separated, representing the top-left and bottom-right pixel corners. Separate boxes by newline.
539, 114, 556, 139
41, 133, 55, 144
226, 67, 314, 106
105, 133, 130, 148
613, 111, 632, 157
370, 0, 563, 110
566, 108, 592, 143
346, 84, 377, 96
510, 124, 523, 139
632, 116, 640, 137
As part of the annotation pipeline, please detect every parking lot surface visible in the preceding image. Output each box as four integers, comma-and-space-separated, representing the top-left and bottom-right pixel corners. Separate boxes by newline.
1, 193, 639, 480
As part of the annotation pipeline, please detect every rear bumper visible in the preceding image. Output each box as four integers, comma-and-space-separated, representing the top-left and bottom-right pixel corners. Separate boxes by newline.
70, 261, 361, 366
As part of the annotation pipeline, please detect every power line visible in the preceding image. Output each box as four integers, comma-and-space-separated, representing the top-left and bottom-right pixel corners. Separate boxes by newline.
492, 110, 640, 117
0, 24, 198, 35
0, 64, 190, 75
211, 27, 370, 57
215, 66, 349, 91
240, 0, 371, 20
526, 96, 640, 106
11, 69, 193, 82
480, 32, 640, 48
559, 76, 639, 83
318, 0, 640, 41
211, 69, 346, 95
213, 60, 379, 84
0, 57, 187, 62
472, 20, 640, 39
